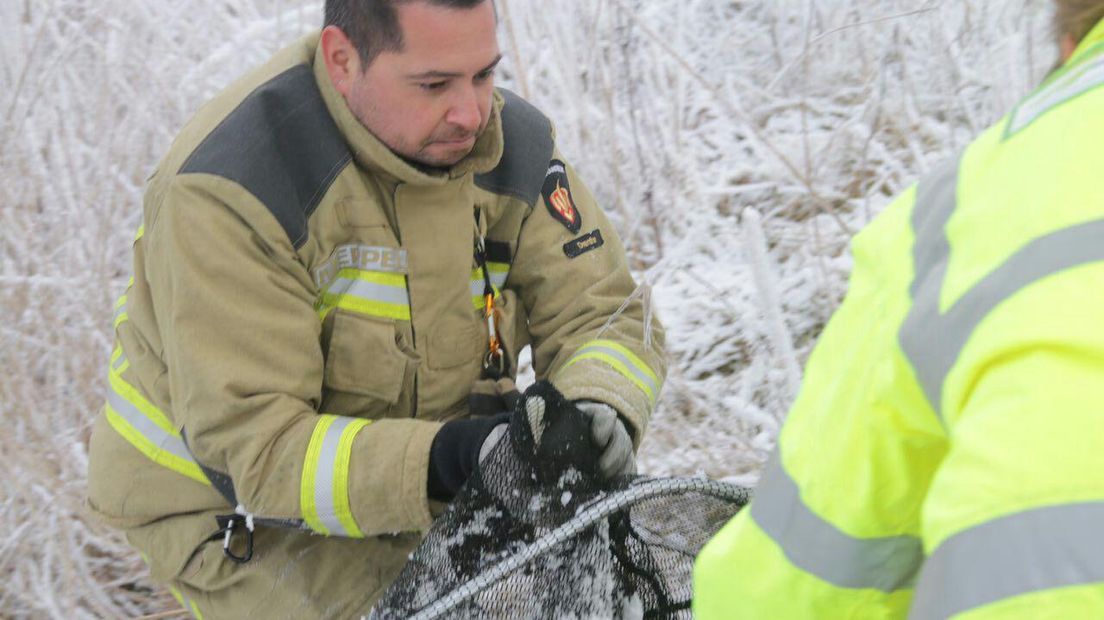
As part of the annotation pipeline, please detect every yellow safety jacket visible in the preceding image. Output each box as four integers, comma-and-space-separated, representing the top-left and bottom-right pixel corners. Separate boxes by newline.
695, 20, 1104, 619
86, 34, 665, 589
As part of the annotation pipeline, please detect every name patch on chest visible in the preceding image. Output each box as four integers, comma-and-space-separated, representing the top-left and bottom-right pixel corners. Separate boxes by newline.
314, 245, 409, 287
563, 229, 604, 258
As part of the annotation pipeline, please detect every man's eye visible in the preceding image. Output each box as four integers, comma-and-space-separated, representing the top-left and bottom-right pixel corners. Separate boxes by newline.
475, 70, 495, 82
419, 81, 448, 91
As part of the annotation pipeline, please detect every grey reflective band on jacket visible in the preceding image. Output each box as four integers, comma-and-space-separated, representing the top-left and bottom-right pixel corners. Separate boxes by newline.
1006, 53, 1104, 137
898, 157, 959, 422
909, 501, 1104, 619
900, 157, 1104, 423
113, 297, 128, 326
469, 271, 509, 297
568, 342, 660, 402
326, 277, 410, 306
750, 451, 923, 592
310, 416, 362, 537
106, 385, 200, 471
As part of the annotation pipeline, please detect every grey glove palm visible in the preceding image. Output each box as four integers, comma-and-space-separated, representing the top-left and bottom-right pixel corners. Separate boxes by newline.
575, 401, 636, 478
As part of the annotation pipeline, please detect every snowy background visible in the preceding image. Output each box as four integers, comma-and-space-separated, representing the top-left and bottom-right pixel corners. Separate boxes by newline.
1, 0, 1055, 617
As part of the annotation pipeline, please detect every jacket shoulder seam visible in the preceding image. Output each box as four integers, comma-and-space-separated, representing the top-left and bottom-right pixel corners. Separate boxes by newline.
178, 64, 351, 249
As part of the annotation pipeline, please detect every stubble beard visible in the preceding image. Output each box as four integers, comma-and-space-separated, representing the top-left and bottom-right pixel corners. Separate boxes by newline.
350, 96, 479, 169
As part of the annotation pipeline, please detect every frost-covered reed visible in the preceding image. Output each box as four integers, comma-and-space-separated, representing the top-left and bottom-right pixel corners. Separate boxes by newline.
1, 0, 1052, 616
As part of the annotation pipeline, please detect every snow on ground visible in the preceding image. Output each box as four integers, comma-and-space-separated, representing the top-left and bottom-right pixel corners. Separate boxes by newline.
0, 0, 1053, 617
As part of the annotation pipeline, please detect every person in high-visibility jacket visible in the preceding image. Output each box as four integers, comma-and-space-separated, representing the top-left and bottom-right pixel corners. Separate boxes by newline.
694, 4, 1104, 618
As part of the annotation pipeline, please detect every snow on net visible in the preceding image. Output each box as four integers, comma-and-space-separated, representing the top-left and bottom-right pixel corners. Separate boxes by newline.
370, 384, 751, 620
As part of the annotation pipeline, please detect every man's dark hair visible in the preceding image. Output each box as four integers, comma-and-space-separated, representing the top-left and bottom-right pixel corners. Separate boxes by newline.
324, 0, 489, 69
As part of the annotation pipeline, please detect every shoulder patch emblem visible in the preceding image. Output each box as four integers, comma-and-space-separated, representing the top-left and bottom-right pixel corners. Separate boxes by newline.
542, 159, 581, 233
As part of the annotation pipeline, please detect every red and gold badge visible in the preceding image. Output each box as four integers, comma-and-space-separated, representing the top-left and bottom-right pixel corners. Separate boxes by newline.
541, 159, 582, 233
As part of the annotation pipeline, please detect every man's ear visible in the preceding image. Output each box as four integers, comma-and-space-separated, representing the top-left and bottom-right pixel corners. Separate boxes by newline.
320, 25, 361, 97
1060, 32, 1078, 64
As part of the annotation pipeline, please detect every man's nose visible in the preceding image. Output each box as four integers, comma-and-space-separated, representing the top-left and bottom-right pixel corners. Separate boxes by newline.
446, 87, 482, 133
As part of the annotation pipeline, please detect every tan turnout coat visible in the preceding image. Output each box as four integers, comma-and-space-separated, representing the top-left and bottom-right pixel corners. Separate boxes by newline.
87, 34, 665, 618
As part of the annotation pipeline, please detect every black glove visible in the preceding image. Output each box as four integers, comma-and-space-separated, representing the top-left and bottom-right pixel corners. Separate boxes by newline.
427, 412, 511, 502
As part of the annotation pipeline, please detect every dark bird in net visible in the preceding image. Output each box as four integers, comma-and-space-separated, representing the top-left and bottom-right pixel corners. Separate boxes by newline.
370, 382, 751, 620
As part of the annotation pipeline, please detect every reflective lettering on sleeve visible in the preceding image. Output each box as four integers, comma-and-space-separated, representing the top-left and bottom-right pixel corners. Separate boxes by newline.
751, 450, 923, 592
909, 502, 1104, 619
900, 157, 1104, 423
562, 339, 660, 403
104, 357, 210, 486
300, 414, 372, 537
317, 269, 410, 321
469, 264, 508, 309
1006, 53, 1104, 137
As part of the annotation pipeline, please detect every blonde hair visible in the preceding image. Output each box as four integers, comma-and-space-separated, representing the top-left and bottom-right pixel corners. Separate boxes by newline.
1055, 0, 1104, 43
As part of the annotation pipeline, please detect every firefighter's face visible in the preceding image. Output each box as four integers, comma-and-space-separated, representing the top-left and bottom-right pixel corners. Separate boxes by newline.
324, 0, 499, 168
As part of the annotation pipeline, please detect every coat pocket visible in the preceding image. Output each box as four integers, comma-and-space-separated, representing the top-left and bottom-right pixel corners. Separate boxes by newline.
323, 310, 408, 408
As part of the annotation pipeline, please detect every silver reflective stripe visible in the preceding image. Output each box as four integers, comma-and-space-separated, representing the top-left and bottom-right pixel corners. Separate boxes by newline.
900, 157, 1104, 422
113, 298, 127, 326
106, 380, 198, 468
751, 451, 923, 592
327, 277, 409, 305
909, 502, 1104, 619
573, 343, 659, 399
898, 158, 961, 421
1007, 55, 1104, 136
469, 271, 509, 297
313, 416, 359, 537
112, 351, 126, 371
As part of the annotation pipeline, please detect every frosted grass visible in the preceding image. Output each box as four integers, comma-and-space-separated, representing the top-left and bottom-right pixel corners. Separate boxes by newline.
1, 0, 1052, 616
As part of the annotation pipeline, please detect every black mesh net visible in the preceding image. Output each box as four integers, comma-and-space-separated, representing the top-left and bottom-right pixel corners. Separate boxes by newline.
370, 382, 750, 620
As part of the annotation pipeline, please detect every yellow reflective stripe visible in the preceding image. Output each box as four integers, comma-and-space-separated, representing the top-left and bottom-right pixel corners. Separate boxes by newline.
110, 346, 124, 370
104, 355, 209, 485
114, 291, 129, 328
108, 371, 172, 435
469, 265, 508, 309
563, 340, 660, 403
338, 268, 406, 288
108, 369, 175, 436
317, 296, 411, 321
104, 404, 209, 485
594, 340, 659, 383
168, 585, 204, 620
301, 415, 336, 535
470, 287, 501, 310
333, 419, 371, 538
317, 268, 411, 321
135, 225, 145, 242
300, 415, 372, 537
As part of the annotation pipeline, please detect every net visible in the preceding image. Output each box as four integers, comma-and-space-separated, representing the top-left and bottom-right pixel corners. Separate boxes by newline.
370, 383, 750, 620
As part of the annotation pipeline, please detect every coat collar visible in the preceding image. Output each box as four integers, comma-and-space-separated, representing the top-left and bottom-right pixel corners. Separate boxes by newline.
1068, 18, 1104, 66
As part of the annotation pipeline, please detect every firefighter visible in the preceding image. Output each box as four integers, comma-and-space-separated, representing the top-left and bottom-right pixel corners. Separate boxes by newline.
694, 3, 1104, 618
86, 0, 664, 617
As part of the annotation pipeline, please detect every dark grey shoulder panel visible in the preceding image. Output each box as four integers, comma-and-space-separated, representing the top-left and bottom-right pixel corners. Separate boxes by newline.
180, 64, 351, 249
475, 88, 554, 206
